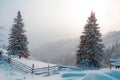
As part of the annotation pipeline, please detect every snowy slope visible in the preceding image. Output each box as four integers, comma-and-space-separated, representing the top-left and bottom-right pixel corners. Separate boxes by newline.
32, 39, 77, 66
12, 57, 55, 68
1, 60, 120, 80
32, 31, 120, 66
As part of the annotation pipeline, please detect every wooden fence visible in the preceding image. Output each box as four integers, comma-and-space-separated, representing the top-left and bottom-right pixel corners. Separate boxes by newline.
9, 58, 58, 75
58, 65, 96, 71
110, 59, 120, 69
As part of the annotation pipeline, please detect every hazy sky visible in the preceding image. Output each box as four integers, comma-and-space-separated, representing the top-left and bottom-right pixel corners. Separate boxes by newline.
1, 0, 120, 51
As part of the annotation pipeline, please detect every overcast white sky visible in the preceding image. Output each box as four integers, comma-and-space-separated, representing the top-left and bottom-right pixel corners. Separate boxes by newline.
0, 0, 120, 51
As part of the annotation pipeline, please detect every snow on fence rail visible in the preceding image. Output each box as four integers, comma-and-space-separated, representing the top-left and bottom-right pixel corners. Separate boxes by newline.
10, 58, 32, 73
33, 65, 58, 74
9, 58, 58, 75
110, 59, 120, 69
58, 65, 92, 71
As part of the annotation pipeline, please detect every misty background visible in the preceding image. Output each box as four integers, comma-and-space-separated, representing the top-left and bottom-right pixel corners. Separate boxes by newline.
1, 0, 120, 54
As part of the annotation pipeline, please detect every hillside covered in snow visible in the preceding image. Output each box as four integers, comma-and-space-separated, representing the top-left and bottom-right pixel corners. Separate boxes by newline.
0, 48, 120, 80
31, 31, 120, 66
1, 59, 120, 80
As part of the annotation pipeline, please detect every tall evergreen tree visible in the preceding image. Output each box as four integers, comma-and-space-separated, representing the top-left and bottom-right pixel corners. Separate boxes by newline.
8, 11, 29, 58
76, 11, 104, 68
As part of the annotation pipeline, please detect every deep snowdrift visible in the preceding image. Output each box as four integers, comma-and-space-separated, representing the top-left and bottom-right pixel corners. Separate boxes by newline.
83, 73, 114, 80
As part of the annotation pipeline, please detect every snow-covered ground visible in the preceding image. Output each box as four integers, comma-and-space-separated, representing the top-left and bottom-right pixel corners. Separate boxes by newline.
12, 57, 55, 68
1, 60, 120, 80
0, 48, 120, 80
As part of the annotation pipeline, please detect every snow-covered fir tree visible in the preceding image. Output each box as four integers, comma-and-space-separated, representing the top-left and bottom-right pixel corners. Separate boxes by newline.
7, 11, 29, 58
76, 11, 104, 68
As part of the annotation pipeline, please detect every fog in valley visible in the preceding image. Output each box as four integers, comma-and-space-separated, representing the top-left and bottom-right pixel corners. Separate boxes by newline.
1, 0, 120, 53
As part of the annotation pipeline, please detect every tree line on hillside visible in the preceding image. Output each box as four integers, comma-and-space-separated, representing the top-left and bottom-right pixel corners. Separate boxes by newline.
105, 41, 120, 65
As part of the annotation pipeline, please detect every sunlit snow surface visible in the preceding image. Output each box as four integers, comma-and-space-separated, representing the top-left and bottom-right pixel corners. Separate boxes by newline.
13, 57, 55, 68
0, 61, 120, 80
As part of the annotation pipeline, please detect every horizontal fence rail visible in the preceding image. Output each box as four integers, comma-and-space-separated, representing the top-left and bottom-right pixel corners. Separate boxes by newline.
33, 66, 58, 74
10, 58, 32, 73
9, 58, 58, 75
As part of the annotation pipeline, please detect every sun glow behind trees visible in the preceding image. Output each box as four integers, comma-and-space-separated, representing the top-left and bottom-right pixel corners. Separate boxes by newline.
0, 0, 120, 50
65, 0, 107, 17
63, 0, 109, 36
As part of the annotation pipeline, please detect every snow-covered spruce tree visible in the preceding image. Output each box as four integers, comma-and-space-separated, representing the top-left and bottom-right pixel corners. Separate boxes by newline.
76, 12, 104, 68
7, 11, 29, 58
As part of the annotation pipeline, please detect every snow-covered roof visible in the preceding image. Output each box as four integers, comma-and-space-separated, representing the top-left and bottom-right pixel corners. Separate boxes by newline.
110, 59, 120, 62
111, 62, 120, 66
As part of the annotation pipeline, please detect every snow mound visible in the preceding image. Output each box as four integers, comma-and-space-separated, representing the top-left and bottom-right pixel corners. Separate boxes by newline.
106, 70, 120, 80
110, 59, 120, 62
0, 48, 8, 57
1, 60, 120, 80
0, 48, 7, 54
82, 72, 115, 80
62, 73, 85, 78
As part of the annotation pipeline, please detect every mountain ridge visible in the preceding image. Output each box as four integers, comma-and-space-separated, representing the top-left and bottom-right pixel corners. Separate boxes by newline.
31, 31, 120, 66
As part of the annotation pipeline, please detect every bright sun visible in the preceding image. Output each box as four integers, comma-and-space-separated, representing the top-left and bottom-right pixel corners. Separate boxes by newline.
64, 0, 109, 36
65, 0, 108, 18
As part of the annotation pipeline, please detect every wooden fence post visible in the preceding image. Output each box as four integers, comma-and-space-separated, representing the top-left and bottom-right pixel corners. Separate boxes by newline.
8, 58, 11, 63
48, 65, 50, 76
110, 61, 112, 69
58, 65, 62, 71
32, 64, 34, 73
